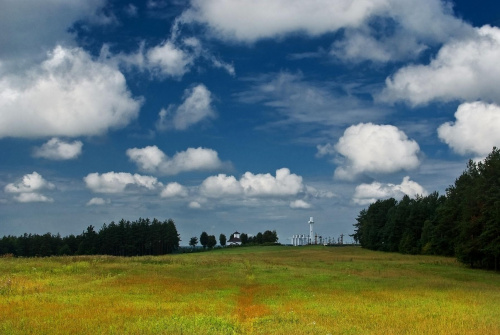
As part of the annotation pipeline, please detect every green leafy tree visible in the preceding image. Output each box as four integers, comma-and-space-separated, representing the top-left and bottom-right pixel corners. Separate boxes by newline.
240, 233, 248, 245
263, 230, 278, 243
219, 234, 226, 247
189, 236, 198, 249
200, 232, 209, 249
207, 235, 217, 249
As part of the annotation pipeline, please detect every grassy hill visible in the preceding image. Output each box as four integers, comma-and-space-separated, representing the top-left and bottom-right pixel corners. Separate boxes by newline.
1, 246, 499, 334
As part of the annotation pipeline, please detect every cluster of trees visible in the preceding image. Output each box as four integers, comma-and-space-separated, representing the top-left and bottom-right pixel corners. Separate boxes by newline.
240, 230, 279, 245
0, 218, 180, 257
352, 148, 500, 270
189, 230, 279, 249
189, 232, 219, 249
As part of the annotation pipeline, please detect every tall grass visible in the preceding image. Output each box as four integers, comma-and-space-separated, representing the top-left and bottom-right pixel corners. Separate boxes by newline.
1, 247, 499, 334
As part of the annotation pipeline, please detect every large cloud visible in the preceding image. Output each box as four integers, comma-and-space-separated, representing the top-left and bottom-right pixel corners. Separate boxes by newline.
381, 26, 500, 105
4, 172, 55, 203
183, 0, 470, 61
0, 46, 142, 138
438, 102, 500, 157
200, 168, 304, 198
33, 138, 83, 160
333, 123, 420, 180
330, 0, 472, 63
156, 84, 216, 131
84, 172, 162, 194
127, 146, 227, 175
353, 176, 427, 205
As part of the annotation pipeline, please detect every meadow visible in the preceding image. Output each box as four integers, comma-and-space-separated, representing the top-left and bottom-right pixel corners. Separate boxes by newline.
1, 246, 499, 334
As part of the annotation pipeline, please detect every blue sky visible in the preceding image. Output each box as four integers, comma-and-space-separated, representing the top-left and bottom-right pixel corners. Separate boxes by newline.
1, 0, 500, 244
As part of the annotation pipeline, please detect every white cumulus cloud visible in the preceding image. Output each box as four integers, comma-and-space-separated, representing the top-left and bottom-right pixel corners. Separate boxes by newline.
333, 123, 421, 180
84, 172, 162, 194
290, 199, 312, 209
156, 84, 216, 131
33, 138, 83, 160
183, 0, 470, 62
4, 172, 55, 203
182, 0, 385, 42
127, 146, 227, 175
14, 193, 53, 203
160, 182, 189, 198
200, 174, 243, 197
438, 102, 500, 157
189, 201, 202, 209
0, 46, 142, 138
5, 172, 55, 194
240, 168, 304, 197
146, 40, 195, 78
353, 176, 427, 205
381, 26, 500, 105
86, 197, 110, 206
200, 168, 304, 198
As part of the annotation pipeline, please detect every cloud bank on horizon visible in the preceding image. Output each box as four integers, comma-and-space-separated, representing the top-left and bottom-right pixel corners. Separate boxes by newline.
0, 0, 499, 239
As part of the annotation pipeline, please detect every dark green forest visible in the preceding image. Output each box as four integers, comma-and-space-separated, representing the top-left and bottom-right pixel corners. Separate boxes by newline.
0, 218, 180, 257
352, 147, 500, 270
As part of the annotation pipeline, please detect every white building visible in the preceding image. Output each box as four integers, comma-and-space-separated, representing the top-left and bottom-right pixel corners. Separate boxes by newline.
227, 231, 242, 246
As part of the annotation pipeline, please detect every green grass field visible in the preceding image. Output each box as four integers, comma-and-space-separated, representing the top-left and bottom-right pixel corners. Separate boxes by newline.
1, 246, 499, 334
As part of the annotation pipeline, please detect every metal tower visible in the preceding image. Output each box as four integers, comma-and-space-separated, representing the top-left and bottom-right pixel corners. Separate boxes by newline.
308, 217, 314, 244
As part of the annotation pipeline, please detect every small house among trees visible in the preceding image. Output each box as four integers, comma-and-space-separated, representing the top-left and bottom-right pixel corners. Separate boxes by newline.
227, 231, 242, 246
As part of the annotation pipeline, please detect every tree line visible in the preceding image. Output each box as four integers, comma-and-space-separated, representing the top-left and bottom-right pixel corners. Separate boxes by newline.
0, 218, 180, 257
189, 230, 279, 249
352, 147, 500, 270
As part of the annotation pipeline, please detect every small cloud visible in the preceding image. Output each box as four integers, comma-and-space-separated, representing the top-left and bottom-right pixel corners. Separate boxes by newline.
156, 84, 216, 131
84, 172, 162, 194
124, 4, 138, 17
315, 143, 336, 158
147, 40, 195, 78
189, 201, 201, 209
5, 172, 55, 193
33, 138, 83, 160
290, 199, 312, 209
127, 145, 228, 175
160, 182, 188, 198
14, 193, 53, 203
4, 172, 55, 203
86, 197, 110, 206
200, 168, 304, 198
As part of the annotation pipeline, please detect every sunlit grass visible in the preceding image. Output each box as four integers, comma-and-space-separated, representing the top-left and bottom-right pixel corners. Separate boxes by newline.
1, 247, 499, 334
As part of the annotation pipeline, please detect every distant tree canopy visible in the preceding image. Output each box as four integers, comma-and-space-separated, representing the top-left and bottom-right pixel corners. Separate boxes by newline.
0, 218, 180, 257
207, 235, 217, 249
219, 233, 226, 247
189, 236, 198, 248
200, 232, 209, 249
240, 230, 278, 245
353, 147, 500, 270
